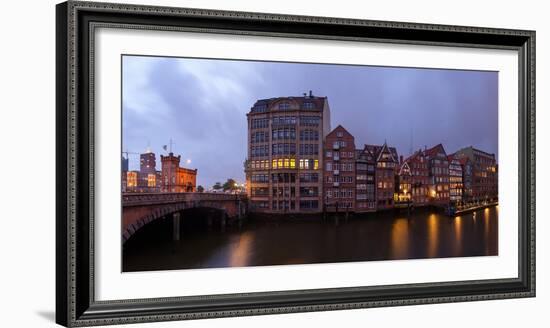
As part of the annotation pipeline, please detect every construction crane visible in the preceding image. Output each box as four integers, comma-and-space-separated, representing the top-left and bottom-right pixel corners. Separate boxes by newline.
122, 150, 139, 157
122, 149, 140, 171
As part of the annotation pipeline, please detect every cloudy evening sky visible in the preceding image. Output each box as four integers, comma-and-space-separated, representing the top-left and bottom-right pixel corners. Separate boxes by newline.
122, 55, 498, 189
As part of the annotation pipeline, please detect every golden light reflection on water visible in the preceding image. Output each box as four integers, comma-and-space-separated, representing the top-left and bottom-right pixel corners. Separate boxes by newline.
453, 216, 463, 255
427, 214, 439, 258
484, 207, 491, 253
390, 218, 409, 259
229, 232, 254, 267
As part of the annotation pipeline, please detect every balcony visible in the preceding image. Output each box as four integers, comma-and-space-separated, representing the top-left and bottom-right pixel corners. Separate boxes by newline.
333, 170, 339, 175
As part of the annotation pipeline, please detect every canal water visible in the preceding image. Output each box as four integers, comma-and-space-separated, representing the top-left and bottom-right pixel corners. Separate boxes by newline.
122, 206, 498, 272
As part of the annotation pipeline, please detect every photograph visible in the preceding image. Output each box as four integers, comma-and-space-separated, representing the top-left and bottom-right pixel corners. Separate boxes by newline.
52, 1, 536, 326
121, 55, 499, 272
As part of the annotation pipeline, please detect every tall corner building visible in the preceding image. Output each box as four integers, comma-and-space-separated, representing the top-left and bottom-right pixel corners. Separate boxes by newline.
246, 91, 331, 213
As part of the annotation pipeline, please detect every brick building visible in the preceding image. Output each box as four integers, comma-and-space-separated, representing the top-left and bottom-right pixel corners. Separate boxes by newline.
323, 125, 356, 212
355, 146, 377, 212
454, 146, 498, 203
401, 149, 430, 206
455, 156, 473, 204
448, 154, 464, 205
424, 144, 450, 205
246, 91, 331, 213
160, 152, 197, 193
396, 159, 413, 204
365, 143, 399, 210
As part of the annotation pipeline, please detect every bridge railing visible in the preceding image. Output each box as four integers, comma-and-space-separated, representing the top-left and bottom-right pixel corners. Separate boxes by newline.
122, 192, 247, 207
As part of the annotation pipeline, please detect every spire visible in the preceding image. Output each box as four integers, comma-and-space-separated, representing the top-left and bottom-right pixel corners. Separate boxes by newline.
409, 126, 413, 156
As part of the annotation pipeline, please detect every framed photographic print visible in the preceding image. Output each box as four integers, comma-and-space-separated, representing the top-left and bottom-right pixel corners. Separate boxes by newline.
56, 0, 535, 326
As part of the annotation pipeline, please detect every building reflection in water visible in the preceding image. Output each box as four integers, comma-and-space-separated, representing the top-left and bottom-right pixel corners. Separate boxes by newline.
427, 214, 439, 258
391, 218, 410, 259
484, 207, 491, 254
123, 206, 499, 271
453, 216, 463, 256
228, 232, 254, 267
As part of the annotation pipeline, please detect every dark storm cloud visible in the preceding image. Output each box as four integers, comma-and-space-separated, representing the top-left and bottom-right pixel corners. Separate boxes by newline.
123, 56, 498, 189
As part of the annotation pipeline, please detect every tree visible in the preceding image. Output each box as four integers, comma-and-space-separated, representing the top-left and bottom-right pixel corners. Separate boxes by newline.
212, 182, 222, 190
197, 185, 204, 193
222, 178, 238, 191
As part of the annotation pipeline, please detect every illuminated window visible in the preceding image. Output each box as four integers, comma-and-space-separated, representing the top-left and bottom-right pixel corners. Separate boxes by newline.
284, 159, 289, 168
290, 159, 296, 169
272, 159, 277, 169
314, 159, 319, 170
147, 174, 156, 187
127, 172, 138, 187
278, 159, 283, 168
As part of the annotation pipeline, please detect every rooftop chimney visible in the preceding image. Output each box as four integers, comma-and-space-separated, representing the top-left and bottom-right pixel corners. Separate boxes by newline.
309, 90, 313, 97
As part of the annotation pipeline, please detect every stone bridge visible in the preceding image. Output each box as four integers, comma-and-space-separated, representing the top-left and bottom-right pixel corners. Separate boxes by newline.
122, 192, 248, 243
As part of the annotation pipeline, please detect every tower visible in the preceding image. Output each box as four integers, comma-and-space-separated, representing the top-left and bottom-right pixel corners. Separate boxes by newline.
160, 152, 180, 193
140, 149, 156, 175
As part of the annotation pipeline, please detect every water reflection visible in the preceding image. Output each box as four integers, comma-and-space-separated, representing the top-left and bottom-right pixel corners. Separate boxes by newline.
391, 218, 410, 259
229, 232, 254, 267
427, 214, 439, 258
453, 216, 463, 256
123, 206, 499, 272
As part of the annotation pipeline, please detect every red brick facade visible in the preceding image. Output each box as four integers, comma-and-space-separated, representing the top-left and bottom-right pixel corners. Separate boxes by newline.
453, 146, 498, 203
323, 125, 356, 212
160, 153, 197, 193
401, 150, 430, 206
367, 143, 399, 210
424, 144, 450, 205
355, 147, 377, 212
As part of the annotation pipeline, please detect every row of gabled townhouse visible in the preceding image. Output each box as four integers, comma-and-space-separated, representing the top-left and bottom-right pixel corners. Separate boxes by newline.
324, 125, 498, 213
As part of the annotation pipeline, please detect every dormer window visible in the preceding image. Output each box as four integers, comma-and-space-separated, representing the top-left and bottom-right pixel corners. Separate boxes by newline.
254, 104, 267, 112
278, 102, 290, 110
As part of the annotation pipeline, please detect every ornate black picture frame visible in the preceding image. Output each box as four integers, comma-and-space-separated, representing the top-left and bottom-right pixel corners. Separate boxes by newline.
56, 1, 535, 326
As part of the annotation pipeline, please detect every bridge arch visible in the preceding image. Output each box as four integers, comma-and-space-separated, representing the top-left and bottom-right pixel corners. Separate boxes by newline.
121, 192, 247, 244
